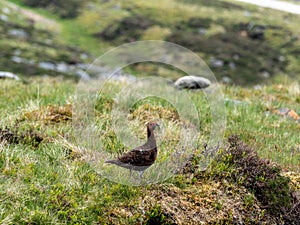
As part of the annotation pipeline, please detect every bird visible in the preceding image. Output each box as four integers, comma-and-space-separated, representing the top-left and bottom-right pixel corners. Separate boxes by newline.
105, 121, 159, 179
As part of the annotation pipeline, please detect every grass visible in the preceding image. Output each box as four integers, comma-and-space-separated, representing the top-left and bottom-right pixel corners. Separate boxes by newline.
0, 77, 299, 223
1, 0, 300, 223
59, 19, 111, 56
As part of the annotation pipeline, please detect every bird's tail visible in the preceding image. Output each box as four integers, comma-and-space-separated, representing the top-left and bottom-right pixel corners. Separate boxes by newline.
105, 160, 119, 165
105, 159, 130, 169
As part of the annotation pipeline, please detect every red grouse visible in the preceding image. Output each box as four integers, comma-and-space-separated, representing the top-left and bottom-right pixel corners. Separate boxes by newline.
105, 122, 159, 178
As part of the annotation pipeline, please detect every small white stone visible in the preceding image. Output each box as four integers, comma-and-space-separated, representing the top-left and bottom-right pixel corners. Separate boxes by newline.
0, 71, 20, 80
174, 76, 211, 89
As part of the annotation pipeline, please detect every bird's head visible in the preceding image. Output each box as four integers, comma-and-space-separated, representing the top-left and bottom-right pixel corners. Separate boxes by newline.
146, 121, 159, 131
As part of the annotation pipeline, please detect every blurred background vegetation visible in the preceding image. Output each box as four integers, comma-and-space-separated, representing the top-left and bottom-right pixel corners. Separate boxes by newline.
1, 0, 300, 85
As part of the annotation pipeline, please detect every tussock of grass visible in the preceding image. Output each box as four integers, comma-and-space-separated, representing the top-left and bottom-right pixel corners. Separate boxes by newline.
206, 135, 300, 223
20, 104, 72, 124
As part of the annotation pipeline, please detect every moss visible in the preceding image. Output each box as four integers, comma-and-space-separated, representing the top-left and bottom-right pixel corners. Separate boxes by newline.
21, 0, 85, 18
144, 204, 173, 225
95, 15, 155, 43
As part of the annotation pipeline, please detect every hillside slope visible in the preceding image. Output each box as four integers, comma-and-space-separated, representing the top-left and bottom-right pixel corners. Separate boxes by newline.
68, 0, 300, 85
0, 1, 299, 224
0, 0, 92, 80
1, 0, 300, 85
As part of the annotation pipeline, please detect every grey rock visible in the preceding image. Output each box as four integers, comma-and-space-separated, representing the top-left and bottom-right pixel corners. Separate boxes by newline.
11, 56, 35, 65
113, 4, 122, 10
174, 76, 211, 90
11, 56, 24, 63
233, 54, 240, 60
87, 3, 94, 9
11, 56, 27, 64
198, 28, 207, 35
45, 39, 53, 45
80, 53, 89, 60
210, 57, 224, 68
8, 29, 28, 39
13, 49, 21, 56
75, 70, 91, 80
38, 62, 56, 71
254, 85, 262, 90
89, 65, 111, 75
2, 7, 10, 14
222, 76, 232, 84
261, 71, 270, 78
0, 14, 8, 22
28, 60, 35, 65
243, 10, 251, 17
76, 63, 89, 70
56, 62, 69, 73
229, 62, 236, 69
0, 71, 20, 81
278, 55, 285, 62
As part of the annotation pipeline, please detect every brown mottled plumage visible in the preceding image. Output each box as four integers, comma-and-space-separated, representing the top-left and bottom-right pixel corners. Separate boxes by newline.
105, 122, 159, 177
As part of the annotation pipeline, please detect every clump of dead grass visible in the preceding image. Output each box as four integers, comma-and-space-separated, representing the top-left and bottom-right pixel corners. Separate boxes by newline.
128, 103, 179, 123
20, 104, 72, 124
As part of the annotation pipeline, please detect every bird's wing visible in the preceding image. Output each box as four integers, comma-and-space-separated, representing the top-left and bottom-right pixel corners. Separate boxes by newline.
118, 148, 157, 166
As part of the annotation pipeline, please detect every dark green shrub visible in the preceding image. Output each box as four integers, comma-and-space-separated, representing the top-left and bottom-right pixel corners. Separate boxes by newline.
0, 127, 43, 147
209, 135, 299, 223
22, 0, 52, 7
22, 0, 84, 18
96, 15, 154, 43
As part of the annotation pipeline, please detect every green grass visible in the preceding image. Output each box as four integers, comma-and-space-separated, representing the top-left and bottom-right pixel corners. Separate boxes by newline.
1, 0, 300, 223
4, 0, 111, 56
0, 77, 299, 223
59, 19, 111, 56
